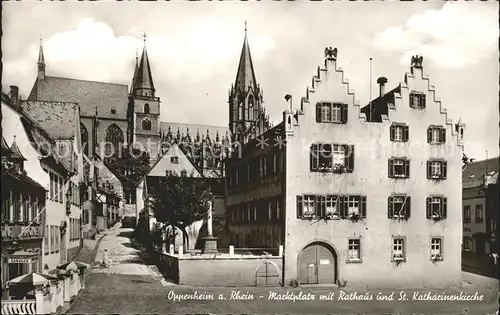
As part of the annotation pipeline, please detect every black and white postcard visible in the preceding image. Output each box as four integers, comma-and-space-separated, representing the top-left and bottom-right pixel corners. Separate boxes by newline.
1, 1, 499, 314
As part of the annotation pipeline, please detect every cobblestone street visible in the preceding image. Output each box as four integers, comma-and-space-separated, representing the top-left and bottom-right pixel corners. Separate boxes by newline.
68, 228, 499, 314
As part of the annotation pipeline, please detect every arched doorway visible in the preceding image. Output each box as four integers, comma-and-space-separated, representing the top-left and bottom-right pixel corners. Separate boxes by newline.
298, 242, 337, 285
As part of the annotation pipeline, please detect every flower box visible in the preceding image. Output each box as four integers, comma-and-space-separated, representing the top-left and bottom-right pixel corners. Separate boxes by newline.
302, 213, 314, 219
349, 213, 360, 221
393, 254, 405, 261
326, 213, 340, 220
432, 213, 442, 220
431, 254, 443, 261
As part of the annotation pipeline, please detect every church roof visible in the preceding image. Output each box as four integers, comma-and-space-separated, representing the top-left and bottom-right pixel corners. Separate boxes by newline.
235, 27, 258, 92
28, 76, 129, 119
134, 46, 155, 92
160, 122, 230, 141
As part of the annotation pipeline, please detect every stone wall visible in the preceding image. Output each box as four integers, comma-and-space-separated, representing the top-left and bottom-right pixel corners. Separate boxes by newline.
159, 252, 283, 287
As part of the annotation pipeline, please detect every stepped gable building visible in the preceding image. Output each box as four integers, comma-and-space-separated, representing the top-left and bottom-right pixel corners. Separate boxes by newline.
226, 48, 466, 289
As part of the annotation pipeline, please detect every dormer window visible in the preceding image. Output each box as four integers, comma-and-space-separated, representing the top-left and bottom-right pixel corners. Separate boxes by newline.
315, 102, 347, 124
409, 92, 426, 108
390, 123, 409, 142
427, 126, 446, 144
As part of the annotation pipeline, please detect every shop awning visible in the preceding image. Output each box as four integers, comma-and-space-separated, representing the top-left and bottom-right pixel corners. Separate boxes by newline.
8, 251, 39, 264
8, 272, 57, 286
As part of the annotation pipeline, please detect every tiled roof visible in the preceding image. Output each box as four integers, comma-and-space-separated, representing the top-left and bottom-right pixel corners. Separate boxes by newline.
360, 85, 401, 122
160, 122, 230, 141
462, 157, 500, 187
18, 104, 75, 174
3, 167, 46, 191
28, 76, 129, 119
21, 100, 79, 139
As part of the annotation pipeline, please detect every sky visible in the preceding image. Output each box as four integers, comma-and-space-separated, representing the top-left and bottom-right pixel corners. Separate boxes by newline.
2, 1, 498, 161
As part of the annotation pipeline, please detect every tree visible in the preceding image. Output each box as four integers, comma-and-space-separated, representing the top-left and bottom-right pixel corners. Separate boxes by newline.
104, 147, 150, 201
149, 173, 213, 248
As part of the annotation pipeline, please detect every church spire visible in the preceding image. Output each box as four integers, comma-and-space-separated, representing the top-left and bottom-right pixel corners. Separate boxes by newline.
235, 21, 257, 92
130, 49, 139, 95
37, 36, 46, 80
133, 33, 156, 97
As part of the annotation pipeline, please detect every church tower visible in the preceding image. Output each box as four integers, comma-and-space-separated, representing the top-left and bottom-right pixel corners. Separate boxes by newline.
228, 23, 271, 145
129, 35, 161, 160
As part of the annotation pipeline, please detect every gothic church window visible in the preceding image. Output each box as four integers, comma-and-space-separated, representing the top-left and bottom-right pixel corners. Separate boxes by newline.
248, 96, 255, 121
144, 103, 150, 114
80, 123, 89, 156
238, 103, 244, 120
142, 119, 152, 131
105, 124, 124, 155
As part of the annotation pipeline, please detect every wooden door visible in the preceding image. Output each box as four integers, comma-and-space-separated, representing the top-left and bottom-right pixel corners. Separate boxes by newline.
298, 243, 336, 285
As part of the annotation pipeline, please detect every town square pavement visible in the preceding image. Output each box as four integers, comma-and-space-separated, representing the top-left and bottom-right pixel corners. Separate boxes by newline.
67, 228, 499, 314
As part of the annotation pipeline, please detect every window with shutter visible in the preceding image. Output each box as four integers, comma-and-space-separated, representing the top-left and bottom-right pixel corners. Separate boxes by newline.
316, 103, 322, 122
442, 198, 447, 219
341, 104, 348, 123
440, 128, 446, 143
410, 92, 425, 109
296, 196, 303, 218
310, 144, 319, 171
403, 126, 409, 142
389, 158, 409, 178
388, 159, 394, 177
390, 125, 395, 141
346, 145, 355, 173
388, 196, 393, 218
360, 196, 367, 218
340, 196, 348, 219
426, 198, 432, 219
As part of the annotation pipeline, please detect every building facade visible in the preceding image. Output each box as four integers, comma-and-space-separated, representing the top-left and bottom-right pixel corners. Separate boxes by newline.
1, 137, 46, 293
226, 49, 465, 289
462, 157, 499, 255
2, 87, 85, 274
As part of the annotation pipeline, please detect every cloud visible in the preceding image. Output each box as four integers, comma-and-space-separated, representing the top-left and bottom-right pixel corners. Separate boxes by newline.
372, 2, 498, 69
35, 18, 275, 83
4, 17, 275, 90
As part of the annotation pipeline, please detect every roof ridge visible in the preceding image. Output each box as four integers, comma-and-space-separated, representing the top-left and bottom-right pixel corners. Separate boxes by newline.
160, 121, 229, 129
468, 156, 499, 163
46, 76, 128, 87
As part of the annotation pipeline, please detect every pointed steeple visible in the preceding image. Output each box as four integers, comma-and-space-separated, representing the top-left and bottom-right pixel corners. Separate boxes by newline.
130, 49, 139, 95
235, 21, 257, 92
10, 136, 26, 162
134, 33, 156, 96
38, 36, 46, 80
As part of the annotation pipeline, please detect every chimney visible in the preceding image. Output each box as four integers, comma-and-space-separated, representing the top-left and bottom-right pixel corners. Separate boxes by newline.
376, 77, 387, 97
10, 86, 19, 107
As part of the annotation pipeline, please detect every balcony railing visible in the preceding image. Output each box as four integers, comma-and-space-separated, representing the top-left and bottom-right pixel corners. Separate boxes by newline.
1, 300, 36, 315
